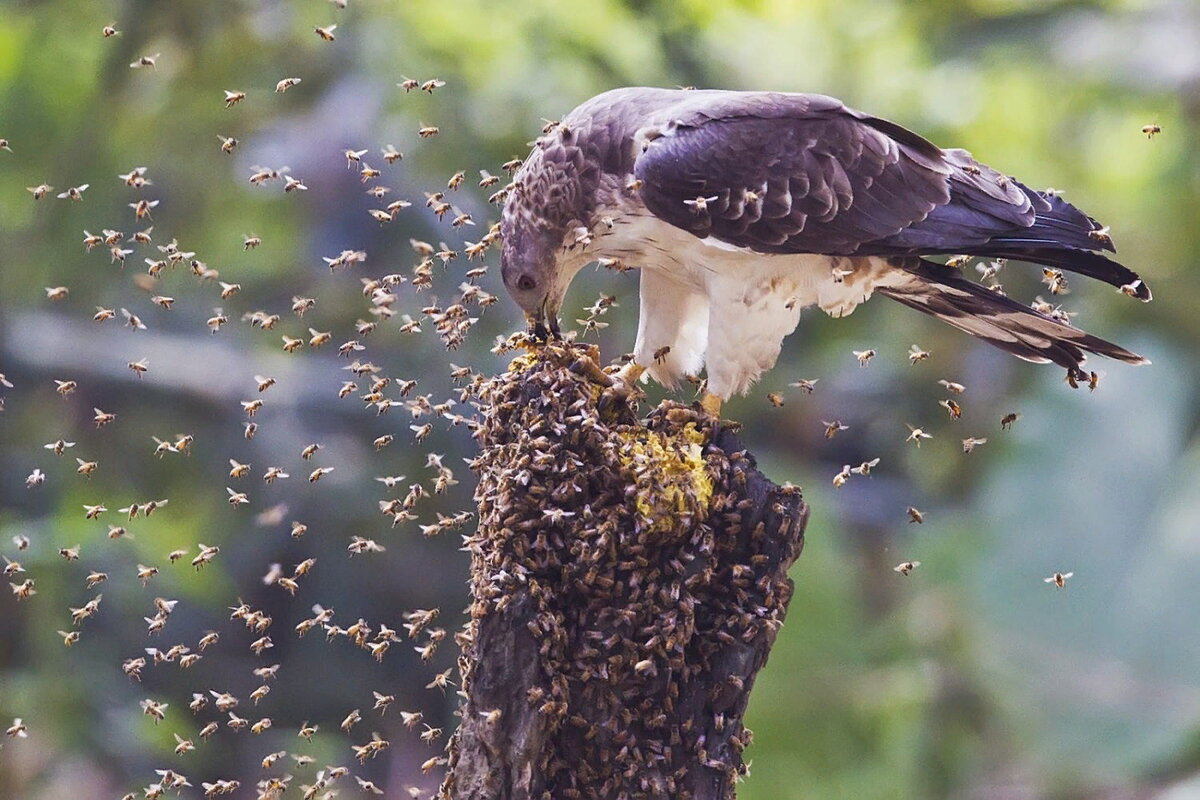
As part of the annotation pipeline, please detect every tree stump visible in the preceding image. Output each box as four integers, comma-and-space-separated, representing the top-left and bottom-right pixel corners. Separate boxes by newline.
441, 339, 809, 800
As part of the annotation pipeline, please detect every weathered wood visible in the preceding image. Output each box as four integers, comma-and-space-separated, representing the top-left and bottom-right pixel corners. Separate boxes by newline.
442, 340, 808, 800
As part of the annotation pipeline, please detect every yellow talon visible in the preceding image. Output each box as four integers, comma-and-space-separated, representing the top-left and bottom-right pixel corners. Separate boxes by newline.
700, 392, 722, 418
614, 361, 646, 386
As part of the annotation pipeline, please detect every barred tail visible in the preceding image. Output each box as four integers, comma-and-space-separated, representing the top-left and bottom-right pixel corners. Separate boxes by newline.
877, 259, 1149, 374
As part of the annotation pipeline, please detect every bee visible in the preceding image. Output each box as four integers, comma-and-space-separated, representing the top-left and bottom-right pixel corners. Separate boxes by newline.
198, 722, 219, 740
94, 307, 116, 322
908, 344, 930, 364
198, 631, 220, 651
226, 712, 249, 730
381, 144, 402, 163
937, 379, 965, 394
44, 285, 69, 300
410, 423, 433, 442
130, 53, 160, 69
1045, 571, 1074, 588
240, 399, 264, 417
939, 398, 962, 419
217, 135, 238, 154
300, 443, 321, 460
893, 561, 921, 576
397, 77, 420, 92
422, 78, 446, 93
905, 425, 932, 447
906, 506, 924, 524
683, 194, 718, 214
150, 295, 174, 310
314, 24, 337, 40
2, 556, 23, 577
1088, 225, 1113, 248
58, 544, 81, 561
0, 139, 8, 152
10, 579, 36, 600
1000, 412, 1021, 430
275, 77, 301, 93
340, 709, 361, 733
1042, 268, 1069, 295
281, 336, 303, 353
307, 328, 331, 348
359, 163, 381, 182
853, 348, 876, 366
1141, 123, 1161, 139
765, 392, 784, 407
945, 254, 972, 269
56, 629, 81, 647
129, 198, 158, 219
961, 436, 988, 453
122, 308, 147, 331
28, 184, 53, 199
76, 458, 98, 477
6, 718, 28, 738
226, 488, 249, 506
372, 434, 394, 450
127, 358, 149, 378
140, 698, 168, 724
283, 175, 307, 192
249, 685, 271, 705
356, 778, 384, 795
308, 467, 334, 483
821, 419, 848, 440
192, 544, 221, 569
54, 379, 77, 396
418, 124, 439, 138
850, 458, 880, 476
82, 503, 106, 519
426, 668, 454, 692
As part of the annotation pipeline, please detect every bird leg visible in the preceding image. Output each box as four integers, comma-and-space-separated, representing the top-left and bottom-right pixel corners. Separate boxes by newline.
699, 392, 722, 418
597, 361, 645, 414
612, 361, 646, 387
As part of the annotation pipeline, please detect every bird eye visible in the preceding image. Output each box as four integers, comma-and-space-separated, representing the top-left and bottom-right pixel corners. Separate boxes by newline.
516, 274, 537, 292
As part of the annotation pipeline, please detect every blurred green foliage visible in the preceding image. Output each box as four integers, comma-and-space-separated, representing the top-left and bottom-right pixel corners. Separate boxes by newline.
0, 0, 1197, 798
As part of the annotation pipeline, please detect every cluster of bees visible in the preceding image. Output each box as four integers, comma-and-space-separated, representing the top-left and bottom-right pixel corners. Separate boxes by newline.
440, 339, 806, 799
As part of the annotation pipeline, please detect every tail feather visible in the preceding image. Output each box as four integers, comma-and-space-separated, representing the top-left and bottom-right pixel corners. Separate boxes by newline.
960, 246, 1151, 301
877, 259, 1149, 374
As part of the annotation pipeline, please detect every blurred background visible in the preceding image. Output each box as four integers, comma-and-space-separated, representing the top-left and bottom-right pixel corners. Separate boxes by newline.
0, 0, 1197, 798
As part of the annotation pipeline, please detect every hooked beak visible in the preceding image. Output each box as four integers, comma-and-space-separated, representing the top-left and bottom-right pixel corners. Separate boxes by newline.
525, 298, 561, 341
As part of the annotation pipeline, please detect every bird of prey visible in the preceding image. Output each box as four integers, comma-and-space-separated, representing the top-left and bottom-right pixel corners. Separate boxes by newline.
500, 87, 1150, 416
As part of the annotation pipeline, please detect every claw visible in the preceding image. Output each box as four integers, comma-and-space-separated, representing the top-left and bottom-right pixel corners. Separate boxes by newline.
699, 392, 722, 418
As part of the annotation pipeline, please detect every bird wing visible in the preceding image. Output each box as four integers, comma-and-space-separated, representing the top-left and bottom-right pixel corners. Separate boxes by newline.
631, 91, 1148, 297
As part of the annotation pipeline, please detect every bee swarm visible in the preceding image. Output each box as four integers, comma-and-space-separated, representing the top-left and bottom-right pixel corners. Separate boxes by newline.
443, 340, 809, 800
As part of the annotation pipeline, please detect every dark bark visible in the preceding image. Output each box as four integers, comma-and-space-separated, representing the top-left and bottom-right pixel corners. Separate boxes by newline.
441, 341, 809, 800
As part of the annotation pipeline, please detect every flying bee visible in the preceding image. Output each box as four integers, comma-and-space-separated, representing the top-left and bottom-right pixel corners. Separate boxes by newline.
59, 544, 81, 560
961, 436, 988, 453
140, 699, 168, 724
360, 163, 381, 182
130, 53, 160, 68
893, 561, 921, 576
418, 124, 439, 138
906, 506, 924, 524
240, 399, 264, 416
82, 503, 106, 519
422, 78, 446, 93
102, 23, 120, 36
1045, 571, 1074, 588
853, 348, 876, 366
382, 144, 402, 163
150, 295, 174, 309
28, 184, 52, 199
908, 344, 930, 364
939, 398, 962, 419
129, 199, 158, 219
281, 336, 303, 353
850, 458, 880, 476
301, 443, 321, 460
76, 458, 98, 477
226, 488, 249, 506
54, 379, 77, 396
946, 254, 972, 269
217, 135, 238, 153
275, 77, 301, 93
1042, 268, 1069, 295
308, 467, 334, 483
127, 358, 149, 378
1000, 412, 1021, 430
314, 24, 337, 40
938, 379, 965, 394
1142, 123, 1161, 139
905, 425, 932, 447
397, 77, 419, 92
45, 285, 69, 300
821, 420, 848, 439
262, 466, 288, 484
